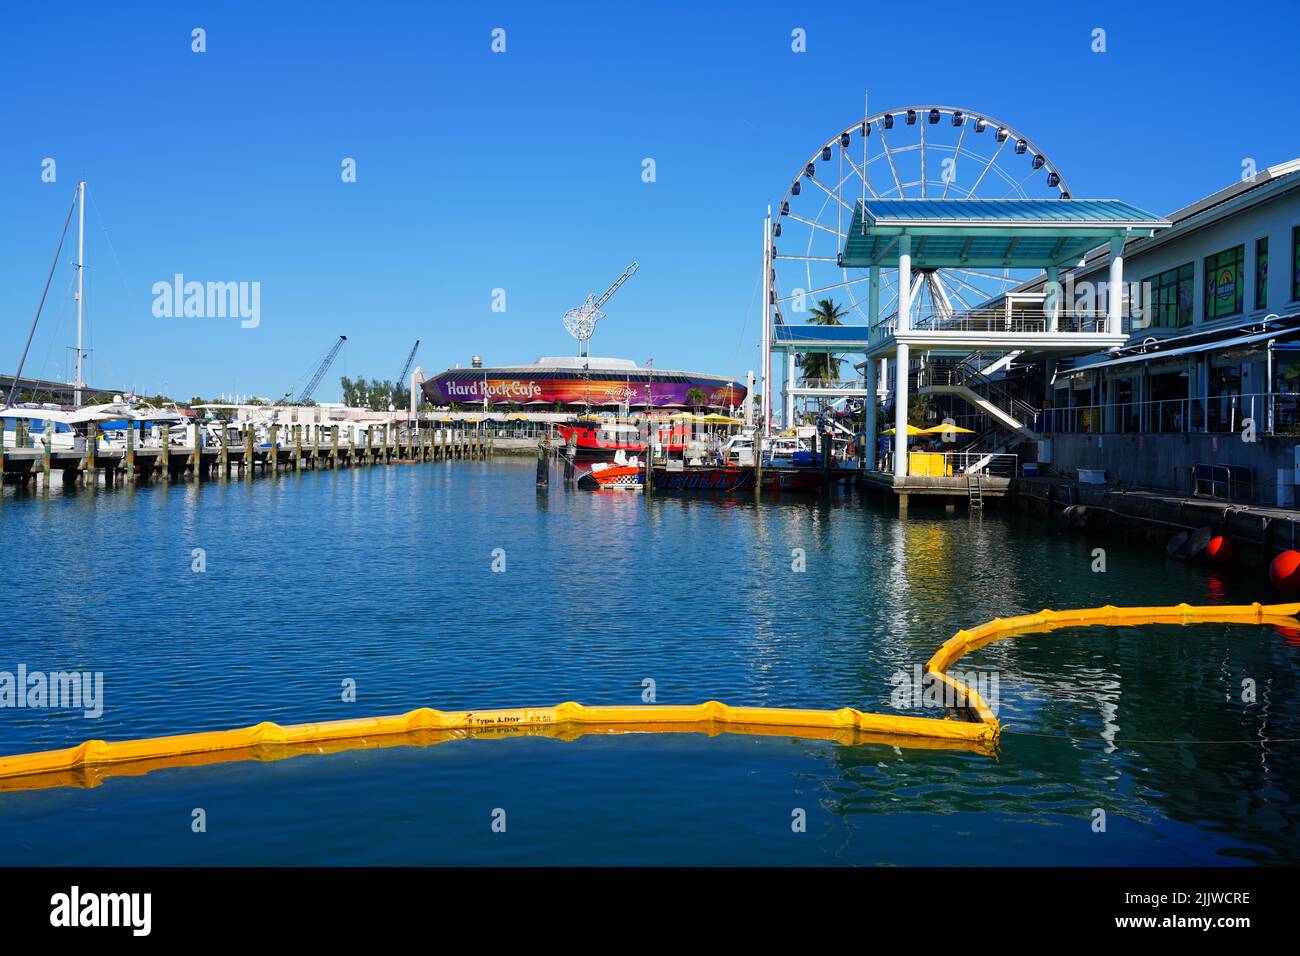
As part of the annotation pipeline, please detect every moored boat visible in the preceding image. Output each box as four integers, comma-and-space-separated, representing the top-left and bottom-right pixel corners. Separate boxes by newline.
577, 450, 646, 490
652, 463, 850, 493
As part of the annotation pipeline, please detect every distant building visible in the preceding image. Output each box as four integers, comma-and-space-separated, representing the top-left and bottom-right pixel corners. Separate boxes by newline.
0, 374, 120, 406
421, 356, 746, 412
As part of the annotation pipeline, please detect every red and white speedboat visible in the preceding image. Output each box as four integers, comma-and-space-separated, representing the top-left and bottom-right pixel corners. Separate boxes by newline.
577, 452, 645, 491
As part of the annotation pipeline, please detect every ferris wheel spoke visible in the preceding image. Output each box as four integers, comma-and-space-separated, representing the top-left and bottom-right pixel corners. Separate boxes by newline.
919, 121, 927, 199
940, 270, 1018, 307
775, 273, 875, 303
804, 174, 856, 218
841, 150, 879, 200
784, 212, 841, 238
939, 272, 998, 304
878, 290, 900, 322
951, 267, 1023, 287
999, 166, 1040, 199
942, 123, 970, 200
933, 272, 978, 312
966, 138, 1008, 196
876, 126, 906, 197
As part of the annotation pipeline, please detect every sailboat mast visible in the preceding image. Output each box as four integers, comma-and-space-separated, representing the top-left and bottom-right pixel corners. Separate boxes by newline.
74, 179, 86, 407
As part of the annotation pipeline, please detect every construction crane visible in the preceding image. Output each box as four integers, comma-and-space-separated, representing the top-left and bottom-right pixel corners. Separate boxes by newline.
396, 340, 420, 388
279, 335, 347, 405
562, 262, 639, 358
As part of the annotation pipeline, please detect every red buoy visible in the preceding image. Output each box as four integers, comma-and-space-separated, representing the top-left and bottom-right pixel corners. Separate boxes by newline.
1206, 535, 1233, 564
1269, 550, 1300, 593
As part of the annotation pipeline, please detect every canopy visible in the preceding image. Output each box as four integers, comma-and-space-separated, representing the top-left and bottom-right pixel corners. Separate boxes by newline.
841, 198, 1170, 269
881, 424, 927, 436
920, 423, 976, 435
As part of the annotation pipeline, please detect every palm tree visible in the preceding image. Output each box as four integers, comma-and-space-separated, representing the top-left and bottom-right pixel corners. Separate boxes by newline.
686, 387, 707, 414
801, 298, 848, 382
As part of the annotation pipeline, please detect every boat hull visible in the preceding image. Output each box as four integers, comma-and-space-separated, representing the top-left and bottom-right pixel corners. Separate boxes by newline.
652, 465, 849, 494
577, 465, 645, 491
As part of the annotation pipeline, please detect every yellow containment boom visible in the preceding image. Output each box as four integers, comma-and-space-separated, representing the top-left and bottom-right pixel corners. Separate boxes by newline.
1, 602, 1296, 793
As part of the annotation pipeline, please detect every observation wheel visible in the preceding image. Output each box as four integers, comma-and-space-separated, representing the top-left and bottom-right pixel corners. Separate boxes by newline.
771, 104, 1071, 328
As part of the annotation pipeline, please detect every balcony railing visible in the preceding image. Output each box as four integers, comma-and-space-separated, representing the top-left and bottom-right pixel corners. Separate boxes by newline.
911, 308, 1109, 334
866, 308, 1112, 337
1039, 391, 1300, 436
793, 377, 869, 391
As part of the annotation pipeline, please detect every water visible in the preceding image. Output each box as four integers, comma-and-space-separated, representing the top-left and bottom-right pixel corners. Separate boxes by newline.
1, 460, 1297, 865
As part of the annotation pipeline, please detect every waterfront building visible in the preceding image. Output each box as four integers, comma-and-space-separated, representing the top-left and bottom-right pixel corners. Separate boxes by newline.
1018, 159, 1300, 504
901, 159, 1300, 505
760, 102, 1300, 506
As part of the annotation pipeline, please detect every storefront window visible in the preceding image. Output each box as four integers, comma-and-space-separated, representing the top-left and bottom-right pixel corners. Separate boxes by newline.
1256, 237, 1268, 310
1141, 262, 1193, 328
1204, 244, 1244, 320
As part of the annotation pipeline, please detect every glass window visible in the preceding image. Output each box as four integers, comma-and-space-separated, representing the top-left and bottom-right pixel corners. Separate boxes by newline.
1141, 262, 1194, 328
1204, 244, 1245, 320
1256, 237, 1268, 310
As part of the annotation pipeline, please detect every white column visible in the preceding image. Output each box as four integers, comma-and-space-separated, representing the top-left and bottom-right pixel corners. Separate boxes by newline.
74, 180, 86, 408
893, 343, 909, 478
760, 208, 773, 436
1046, 265, 1060, 333
868, 264, 880, 331
896, 235, 912, 332
786, 353, 796, 429
1107, 236, 1124, 334
865, 358, 878, 470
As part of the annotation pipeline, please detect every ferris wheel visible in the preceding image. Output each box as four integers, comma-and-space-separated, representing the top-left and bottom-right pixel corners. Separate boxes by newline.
771, 104, 1071, 329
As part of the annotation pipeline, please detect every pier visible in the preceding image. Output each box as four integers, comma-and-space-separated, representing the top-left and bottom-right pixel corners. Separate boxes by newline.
0, 421, 492, 490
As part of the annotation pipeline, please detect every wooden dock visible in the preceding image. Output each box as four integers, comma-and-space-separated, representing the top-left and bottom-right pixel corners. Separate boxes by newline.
1, 422, 492, 490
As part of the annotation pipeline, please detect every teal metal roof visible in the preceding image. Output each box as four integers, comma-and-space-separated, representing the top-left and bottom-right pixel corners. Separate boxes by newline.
839, 198, 1170, 268
861, 198, 1166, 226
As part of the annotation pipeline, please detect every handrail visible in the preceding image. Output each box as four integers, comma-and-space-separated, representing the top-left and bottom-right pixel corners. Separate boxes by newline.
1039, 391, 1300, 437
918, 356, 1040, 429
2, 602, 1296, 792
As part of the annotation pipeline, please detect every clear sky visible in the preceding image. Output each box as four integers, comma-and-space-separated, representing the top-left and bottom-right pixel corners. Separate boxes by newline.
1, 1, 1297, 402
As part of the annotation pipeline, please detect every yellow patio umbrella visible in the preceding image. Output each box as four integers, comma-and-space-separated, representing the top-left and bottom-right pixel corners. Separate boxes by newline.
700, 413, 742, 425
919, 423, 977, 435
881, 424, 927, 436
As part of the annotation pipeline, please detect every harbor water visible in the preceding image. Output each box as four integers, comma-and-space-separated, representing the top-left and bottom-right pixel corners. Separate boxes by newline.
0, 459, 1297, 865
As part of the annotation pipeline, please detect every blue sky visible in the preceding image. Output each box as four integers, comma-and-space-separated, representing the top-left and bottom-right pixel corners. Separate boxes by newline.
1, 1, 1296, 402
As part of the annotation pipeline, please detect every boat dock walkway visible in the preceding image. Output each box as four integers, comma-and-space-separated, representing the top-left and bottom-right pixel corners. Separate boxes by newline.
856, 469, 1012, 509
1, 423, 491, 489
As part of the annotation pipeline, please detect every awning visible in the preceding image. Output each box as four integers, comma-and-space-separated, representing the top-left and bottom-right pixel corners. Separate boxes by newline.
1069, 324, 1300, 373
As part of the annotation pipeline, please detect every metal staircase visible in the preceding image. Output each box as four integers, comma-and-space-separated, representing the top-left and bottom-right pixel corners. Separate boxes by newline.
913, 351, 1040, 474
918, 353, 1037, 434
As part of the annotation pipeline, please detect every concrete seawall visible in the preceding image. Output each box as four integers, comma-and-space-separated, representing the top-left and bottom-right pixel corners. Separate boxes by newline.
1041, 432, 1297, 508
1013, 476, 1300, 572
